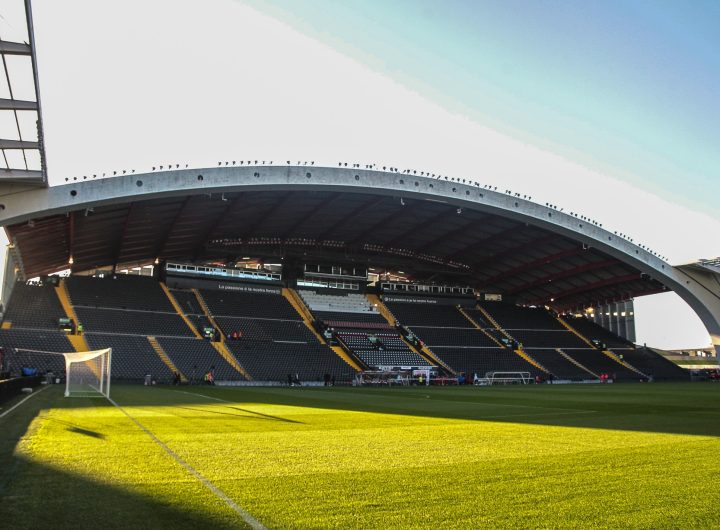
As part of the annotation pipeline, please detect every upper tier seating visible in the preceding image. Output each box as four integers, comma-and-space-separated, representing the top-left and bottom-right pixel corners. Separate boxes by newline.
525, 349, 596, 380
464, 308, 491, 328
75, 307, 195, 337
67, 276, 174, 312
226, 340, 350, 381
430, 347, 541, 378
1, 329, 73, 376
563, 316, 635, 349
86, 333, 173, 382
156, 337, 245, 381
479, 302, 565, 330
383, 302, 473, 328
314, 311, 388, 326
335, 331, 430, 368
409, 327, 499, 348
2, 282, 66, 330
217, 317, 316, 343
200, 289, 299, 320
171, 289, 204, 316
510, 330, 589, 349
169, 290, 212, 335
560, 349, 639, 380
299, 290, 379, 314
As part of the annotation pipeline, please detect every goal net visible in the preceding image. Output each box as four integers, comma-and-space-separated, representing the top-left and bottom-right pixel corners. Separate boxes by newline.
64, 348, 112, 398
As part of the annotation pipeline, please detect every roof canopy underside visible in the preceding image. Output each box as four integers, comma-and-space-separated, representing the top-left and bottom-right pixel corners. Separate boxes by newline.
5, 189, 665, 310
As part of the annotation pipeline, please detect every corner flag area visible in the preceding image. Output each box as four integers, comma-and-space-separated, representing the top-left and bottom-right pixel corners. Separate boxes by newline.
1, 383, 719, 528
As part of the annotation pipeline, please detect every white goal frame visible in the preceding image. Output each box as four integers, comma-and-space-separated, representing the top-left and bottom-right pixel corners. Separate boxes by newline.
484, 371, 532, 385
64, 348, 112, 398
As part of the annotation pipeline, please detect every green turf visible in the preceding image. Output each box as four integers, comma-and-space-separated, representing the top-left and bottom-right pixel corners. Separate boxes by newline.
1, 382, 719, 528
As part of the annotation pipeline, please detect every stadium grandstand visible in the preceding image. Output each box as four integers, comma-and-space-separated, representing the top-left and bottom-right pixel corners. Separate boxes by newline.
0, 18, 717, 377
2, 2, 720, 529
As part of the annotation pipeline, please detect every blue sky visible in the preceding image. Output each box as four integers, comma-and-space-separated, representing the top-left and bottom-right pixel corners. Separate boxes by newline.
249, 0, 720, 215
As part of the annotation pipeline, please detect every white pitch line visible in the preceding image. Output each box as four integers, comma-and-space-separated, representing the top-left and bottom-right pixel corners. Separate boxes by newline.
172, 389, 229, 403
0, 385, 50, 419
474, 410, 597, 421
280, 388, 593, 413
107, 396, 267, 530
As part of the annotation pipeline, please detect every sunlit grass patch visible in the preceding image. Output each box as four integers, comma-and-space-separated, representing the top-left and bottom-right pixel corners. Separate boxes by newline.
1, 383, 719, 528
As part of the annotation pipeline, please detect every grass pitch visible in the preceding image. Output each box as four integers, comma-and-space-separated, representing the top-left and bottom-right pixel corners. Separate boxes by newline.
1, 382, 719, 529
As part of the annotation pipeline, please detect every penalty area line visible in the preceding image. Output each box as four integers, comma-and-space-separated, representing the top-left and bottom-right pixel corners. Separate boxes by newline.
107, 396, 267, 530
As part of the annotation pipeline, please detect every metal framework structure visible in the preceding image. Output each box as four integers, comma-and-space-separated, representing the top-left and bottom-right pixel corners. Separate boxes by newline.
0, 0, 46, 186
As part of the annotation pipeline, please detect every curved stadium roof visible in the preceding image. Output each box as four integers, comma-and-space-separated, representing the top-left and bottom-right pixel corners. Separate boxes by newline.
1, 165, 670, 312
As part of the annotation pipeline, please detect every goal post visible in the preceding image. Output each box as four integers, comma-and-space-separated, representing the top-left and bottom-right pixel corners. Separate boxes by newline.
485, 371, 532, 385
64, 348, 112, 398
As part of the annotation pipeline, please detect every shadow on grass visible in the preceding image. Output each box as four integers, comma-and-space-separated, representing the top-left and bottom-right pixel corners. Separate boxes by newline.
29, 381, 720, 438
0, 387, 243, 530
174, 404, 303, 424
107, 381, 720, 438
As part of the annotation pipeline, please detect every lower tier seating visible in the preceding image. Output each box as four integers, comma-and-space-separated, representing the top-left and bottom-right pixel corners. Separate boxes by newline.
157, 337, 245, 381
86, 334, 174, 383
616, 347, 689, 380
560, 349, 639, 380
1, 329, 72, 376
226, 340, 351, 382
335, 331, 429, 368
525, 349, 595, 380
430, 347, 542, 378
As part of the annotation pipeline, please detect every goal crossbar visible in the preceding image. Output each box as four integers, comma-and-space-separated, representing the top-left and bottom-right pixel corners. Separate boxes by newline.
64, 348, 112, 399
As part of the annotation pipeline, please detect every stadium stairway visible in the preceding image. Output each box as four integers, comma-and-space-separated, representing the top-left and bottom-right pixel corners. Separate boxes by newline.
556, 348, 599, 379
284, 288, 363, 372
210, 341, 253, 380
160, 283, 203, 339
54, 278, 91, 352
148, 336, 187, 382
514, 349, 550, 374
458, 307, 505, 347
602, 350, 648, 378
557, 315, 647, 377
366, 294, 396, 324
366, 294, 454, 374
474, 304, 517, 344
282, 288, 325, 343
192, 288, 225, 340
330, 345, 364, 372
556, 315, 597, 348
